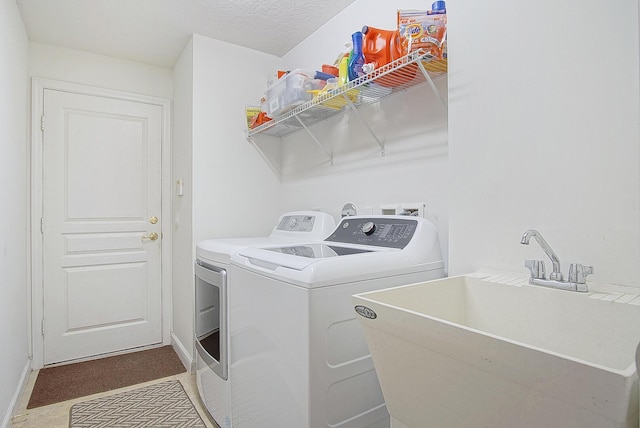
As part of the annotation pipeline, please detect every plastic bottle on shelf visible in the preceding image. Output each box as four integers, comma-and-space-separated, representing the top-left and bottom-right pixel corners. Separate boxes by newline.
361, 25, 404, 70
362, 25, 415, 88
347, 31, 365, 81
428, 1, 446, 14
338, 54, 349, 86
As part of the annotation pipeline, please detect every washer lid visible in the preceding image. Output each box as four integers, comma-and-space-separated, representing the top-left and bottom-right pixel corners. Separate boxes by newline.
238, 243, 379, 271
266, 243, 373, 258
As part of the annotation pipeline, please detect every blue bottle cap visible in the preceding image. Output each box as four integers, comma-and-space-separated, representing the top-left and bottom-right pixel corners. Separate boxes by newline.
432, 1, 446, 12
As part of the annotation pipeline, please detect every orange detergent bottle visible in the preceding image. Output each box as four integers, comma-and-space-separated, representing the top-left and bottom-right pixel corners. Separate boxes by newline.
362, 25, 404, 69
361, 25, 416, 87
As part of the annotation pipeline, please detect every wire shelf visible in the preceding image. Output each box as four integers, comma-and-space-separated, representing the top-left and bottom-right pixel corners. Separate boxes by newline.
247, 50, 447, 138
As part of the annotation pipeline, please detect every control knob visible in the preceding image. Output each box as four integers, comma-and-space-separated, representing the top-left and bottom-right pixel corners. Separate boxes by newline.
362, 221, 376, 235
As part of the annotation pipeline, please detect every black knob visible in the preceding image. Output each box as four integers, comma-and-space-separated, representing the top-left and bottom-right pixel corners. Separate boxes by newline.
362, 221, 376, 235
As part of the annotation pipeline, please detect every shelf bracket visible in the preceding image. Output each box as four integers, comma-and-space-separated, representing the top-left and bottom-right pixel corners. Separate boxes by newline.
246, 134, 281, 179
295, 115, 334, 165
417, 59, 447, 109
342, 93, 385, 157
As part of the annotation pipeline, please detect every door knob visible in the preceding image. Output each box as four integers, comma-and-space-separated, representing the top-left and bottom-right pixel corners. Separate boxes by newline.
142, 232, 159, 241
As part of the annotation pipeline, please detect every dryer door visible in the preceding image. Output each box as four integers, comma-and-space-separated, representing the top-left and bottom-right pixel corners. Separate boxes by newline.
195, 261, 228, 380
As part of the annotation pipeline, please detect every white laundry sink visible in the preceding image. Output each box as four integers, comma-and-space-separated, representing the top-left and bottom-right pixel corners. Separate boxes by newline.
353, 272, 640, 428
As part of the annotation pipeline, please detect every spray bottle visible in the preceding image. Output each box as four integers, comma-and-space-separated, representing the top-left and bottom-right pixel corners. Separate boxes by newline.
348, 31, 365, 81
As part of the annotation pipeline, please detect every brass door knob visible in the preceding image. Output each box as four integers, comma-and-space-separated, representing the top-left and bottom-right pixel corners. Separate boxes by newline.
142, 232, 159, 241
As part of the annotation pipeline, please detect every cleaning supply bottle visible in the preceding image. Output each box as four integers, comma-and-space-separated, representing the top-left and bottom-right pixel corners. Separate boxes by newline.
362, 25, 404, 70
338, 54, 349, 86
347, 31, 365, 81
428, 1, 446, 14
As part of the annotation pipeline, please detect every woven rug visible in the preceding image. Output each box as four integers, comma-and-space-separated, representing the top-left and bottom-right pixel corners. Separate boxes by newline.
69, 380, 206, 427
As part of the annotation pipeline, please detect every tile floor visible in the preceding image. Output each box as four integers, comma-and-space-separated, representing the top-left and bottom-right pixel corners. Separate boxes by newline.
11, 369, 219, 428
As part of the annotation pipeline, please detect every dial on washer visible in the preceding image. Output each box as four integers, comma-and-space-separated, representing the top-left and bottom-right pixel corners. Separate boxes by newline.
362, 221, 376, 235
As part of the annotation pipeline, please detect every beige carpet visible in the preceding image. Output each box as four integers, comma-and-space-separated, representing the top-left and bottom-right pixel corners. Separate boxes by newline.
69, 380, 206, 427
28, 346, 186, 409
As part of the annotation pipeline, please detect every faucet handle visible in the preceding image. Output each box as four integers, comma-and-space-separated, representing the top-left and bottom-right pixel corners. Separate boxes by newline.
525, 259, 546, 279
568, 263, 594, 284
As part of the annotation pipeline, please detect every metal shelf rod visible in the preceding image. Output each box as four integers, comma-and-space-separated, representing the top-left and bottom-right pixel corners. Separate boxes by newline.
417, 59, 447, 109
295, 115, 333, 165
342, 93, 385, 156
246, 135, 281, 179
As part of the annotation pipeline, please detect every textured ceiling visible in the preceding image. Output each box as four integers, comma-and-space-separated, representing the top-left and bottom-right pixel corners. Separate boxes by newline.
16, 0, 356, 68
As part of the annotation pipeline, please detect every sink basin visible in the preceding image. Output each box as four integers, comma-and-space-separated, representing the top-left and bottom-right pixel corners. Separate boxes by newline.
353, 272, 640, 428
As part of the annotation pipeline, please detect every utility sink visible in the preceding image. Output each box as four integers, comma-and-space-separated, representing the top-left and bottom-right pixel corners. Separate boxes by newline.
353, 272, 640, 428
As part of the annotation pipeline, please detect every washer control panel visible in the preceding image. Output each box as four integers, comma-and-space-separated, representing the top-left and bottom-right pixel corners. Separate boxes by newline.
276, 215, 316, 232
325, 217, 417, 249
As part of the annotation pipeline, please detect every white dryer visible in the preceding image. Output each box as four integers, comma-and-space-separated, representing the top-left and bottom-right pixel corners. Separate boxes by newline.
229, 215, 445, 428
194, 211, 336, 428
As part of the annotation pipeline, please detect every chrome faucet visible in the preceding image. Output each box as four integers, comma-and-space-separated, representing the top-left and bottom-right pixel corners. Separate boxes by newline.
520, 229, 563, 280
520, 229, 593, 292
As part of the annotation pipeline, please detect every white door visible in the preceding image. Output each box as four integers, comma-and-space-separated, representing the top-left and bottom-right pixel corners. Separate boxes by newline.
42, 88, 163, 365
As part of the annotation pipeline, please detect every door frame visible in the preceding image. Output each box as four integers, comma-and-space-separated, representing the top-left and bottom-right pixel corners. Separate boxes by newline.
30, 78, 172, 369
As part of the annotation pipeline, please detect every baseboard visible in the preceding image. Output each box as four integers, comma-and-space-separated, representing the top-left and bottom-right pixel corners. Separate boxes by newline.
171, 332, 195, 373
0, 358, 31, 428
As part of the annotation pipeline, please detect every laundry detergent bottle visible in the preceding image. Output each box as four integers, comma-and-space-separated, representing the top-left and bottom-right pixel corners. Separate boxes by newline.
362, 25, 404, 70
347, 31, 365, 81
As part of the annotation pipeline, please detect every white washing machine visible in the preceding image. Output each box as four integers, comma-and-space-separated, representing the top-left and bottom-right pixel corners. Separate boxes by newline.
229, 215, 445, 428
195, 211, 336, 428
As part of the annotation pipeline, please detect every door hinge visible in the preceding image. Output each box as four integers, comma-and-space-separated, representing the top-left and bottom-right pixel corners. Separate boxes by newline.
40, 217, 44, 233
41, 318, 45, 336
40, 115, 45, 132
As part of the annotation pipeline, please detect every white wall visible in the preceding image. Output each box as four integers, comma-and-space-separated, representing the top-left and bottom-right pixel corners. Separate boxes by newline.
0, 0, 30, 426
448, 0, 640, 286
171, 37, 195, 363
171, 34, 281, 362
191, 34, 281, 244
276, 0, 450, 268
29, 42, 173, 99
